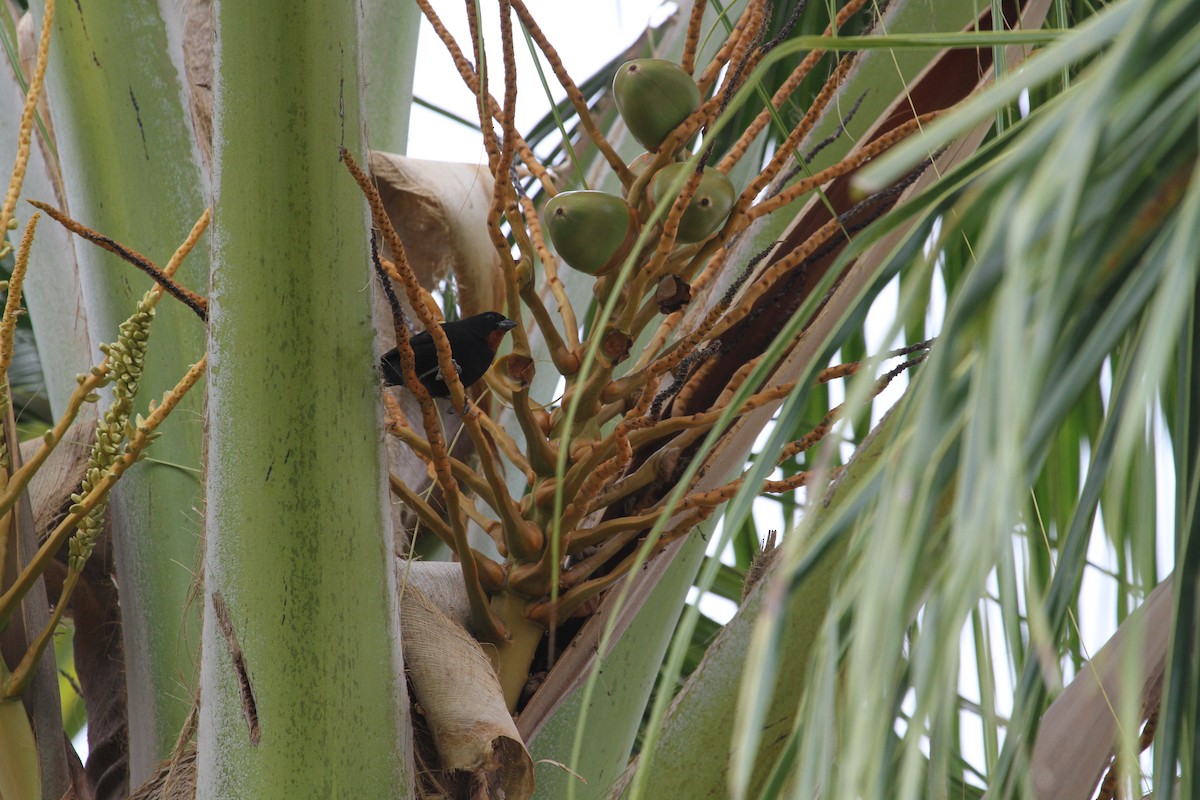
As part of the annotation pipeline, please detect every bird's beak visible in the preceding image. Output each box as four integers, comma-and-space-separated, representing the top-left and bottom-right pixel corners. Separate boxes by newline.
499, 319, 517, 331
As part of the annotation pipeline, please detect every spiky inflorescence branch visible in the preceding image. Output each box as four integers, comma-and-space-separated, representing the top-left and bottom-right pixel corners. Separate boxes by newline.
69, 293, 154, 570
344, 148, 511, 642
379, 1, 949, 691
4, 354, 205, 698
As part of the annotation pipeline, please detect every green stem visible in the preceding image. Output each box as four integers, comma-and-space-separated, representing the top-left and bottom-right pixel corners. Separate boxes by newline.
493, 589, 547, 711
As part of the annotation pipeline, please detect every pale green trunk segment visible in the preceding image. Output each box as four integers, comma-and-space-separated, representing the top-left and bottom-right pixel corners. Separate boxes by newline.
199, 2, 410, 797
33, 0, 207, 779
361, 0, 420, 153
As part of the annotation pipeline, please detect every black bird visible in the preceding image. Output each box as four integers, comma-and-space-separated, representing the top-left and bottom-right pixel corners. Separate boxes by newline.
381, 311, 517, 397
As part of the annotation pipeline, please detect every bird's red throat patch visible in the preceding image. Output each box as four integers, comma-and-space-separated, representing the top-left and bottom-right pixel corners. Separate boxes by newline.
486, 328, 511, 353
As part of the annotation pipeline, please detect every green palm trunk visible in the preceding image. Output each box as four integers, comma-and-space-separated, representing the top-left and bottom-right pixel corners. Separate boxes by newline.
196, 1, 411, 796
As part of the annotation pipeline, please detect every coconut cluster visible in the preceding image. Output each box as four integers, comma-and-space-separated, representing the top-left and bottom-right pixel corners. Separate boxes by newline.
543, 59, 734, 279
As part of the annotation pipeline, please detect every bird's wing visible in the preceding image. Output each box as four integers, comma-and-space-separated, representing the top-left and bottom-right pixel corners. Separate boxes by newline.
408, 330, 444, 381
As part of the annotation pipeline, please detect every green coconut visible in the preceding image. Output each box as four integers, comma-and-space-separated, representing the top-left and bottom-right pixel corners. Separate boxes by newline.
613, 59, 701, 151
652, 163, 735, 243
543, 190, 639, 275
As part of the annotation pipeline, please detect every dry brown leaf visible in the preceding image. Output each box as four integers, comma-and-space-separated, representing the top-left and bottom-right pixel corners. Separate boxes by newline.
368, 151, 505, 317
401, 585, 534, 799
398, 560, 473, 627
1011, 577, 1172, 800
126, 742, 195, 800
20, 421, 93, 537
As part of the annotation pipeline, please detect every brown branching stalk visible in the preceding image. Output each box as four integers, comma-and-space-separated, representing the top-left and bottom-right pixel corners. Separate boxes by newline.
505, 377, 559, 475
717, 0, 871, 173
509, 0, 632, 187
640, 167, 706, 281
578, 346, 927, 566
709, 353, 768, 409
613, 166, 711, 336
461, 389, 541, 562
475, 405, 536, 484
433, 4, 559, 566
623, 352, 927, 521
559, 416, 654, 528
680, 469, 825, 510
630, 290, 740, 413
0, 214, 37, 383
387, 474, 506, 587
515, 267, 578, 375
704, 211, 846, 343
457, 498, 510, 557
816, 340, 934, 385
565, 509, 664, 557
680, 0, 709, 76
415, 0, 556, 195
726, 52, 858, 227
0, 215, 41, 583
389, 2, 951, 687
623, 93, 720, 203
529, 506, 714, 624
0, 202, 213, 594
590, 455, 661, 511
388, 471, 456, 545
638, 126, 926, 386
517, 193, 579, 351
382, 394, 498, 502
480, 3, 568, 479
747, 111, 946, 220
160, 207, 212, 282
559, 528, 642, 588
507, 203, 577, 376
631, 381, 797, 446
625, 307, 686, 378
709, 0, 770, 110
0, 356, 207, 650
465, 0, 502, 170
0, 0, 53, 249
29, 200, 210, 320
0, 4, 51, 588
553, 344, 928, 605
0, 364, 108, 526
343, 147, 507, 642
695, 0, 764, 95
